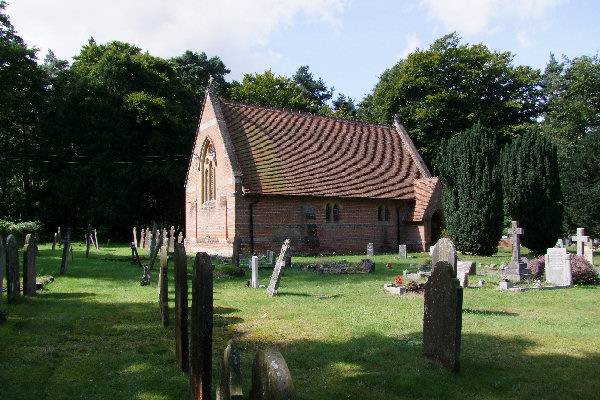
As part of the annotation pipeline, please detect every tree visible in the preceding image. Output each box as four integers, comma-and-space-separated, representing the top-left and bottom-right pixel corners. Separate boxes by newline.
332, 93, 358, 119
502, 128, 563, 253
292, 65, 333, 108
436, 123, 503, 255
171, 50, 230, 104
228, 70, 320, 112
359, 33, 544, 166
541, 54, 600, 141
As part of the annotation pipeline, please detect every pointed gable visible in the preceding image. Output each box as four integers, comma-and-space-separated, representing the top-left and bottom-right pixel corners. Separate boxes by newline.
215, 98, 430, 200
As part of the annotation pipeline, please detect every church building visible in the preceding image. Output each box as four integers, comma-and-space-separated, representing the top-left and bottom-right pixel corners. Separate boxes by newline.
184, 90, 444, 256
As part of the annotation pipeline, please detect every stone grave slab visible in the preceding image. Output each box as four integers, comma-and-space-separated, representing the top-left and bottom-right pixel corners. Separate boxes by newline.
423, 261, 462, 372
398, 244, 407, 259
367, 242, 374, 257
583, 241, 594, 266
545, 248, 572, 286
251, 349, 295, 400
60, 229, 71, 276
457, 261, 476, 276
6, 234, 20, 302
159, 246, 169, 326
431, 238, 457, 273
251, 256, 259, 289
23, 234, 38, 295
169, 226, 175, 252
216, 339, 243, 400
266, 239, 291, 296
174, 243, 189, 372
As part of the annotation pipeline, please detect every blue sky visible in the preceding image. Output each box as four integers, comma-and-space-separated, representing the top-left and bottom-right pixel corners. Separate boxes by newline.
7, 0, 600, 102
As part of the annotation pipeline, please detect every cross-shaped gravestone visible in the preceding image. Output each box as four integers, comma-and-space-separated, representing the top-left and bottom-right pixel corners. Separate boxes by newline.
23, 234, 38, 295
6, 234, 20, 302
571, 228, 589, 256
267, 239, 291, 296
508, 221, 524, 262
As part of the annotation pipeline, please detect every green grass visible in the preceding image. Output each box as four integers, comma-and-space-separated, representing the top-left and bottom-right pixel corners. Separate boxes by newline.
1, 244, 599, 399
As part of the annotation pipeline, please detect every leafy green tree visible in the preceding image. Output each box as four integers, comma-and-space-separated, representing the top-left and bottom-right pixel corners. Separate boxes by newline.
541, 54, 600, 141
228, 70, 319, 112
559, 129, 600, 237
332, 93, 358, 119
501, 128, 563, 253
360, 33, 543, 166
171, 50, 230, 104
293, 65, 333, 108
0, 1, 48, 221
436, 123, 503, 255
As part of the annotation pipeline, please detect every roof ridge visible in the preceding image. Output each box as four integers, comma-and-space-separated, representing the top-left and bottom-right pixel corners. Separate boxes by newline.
220, 97, 393, 130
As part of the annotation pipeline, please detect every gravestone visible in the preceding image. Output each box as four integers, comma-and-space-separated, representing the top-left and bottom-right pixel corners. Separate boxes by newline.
190, 252, 213, 400
133, 226, 138, 248
150, 223, 158, 258
145, 228, 151, 250
266, 250, 275, 264
571, 228, 589, 256
93, 229, 99, 250
86, 224, 92, 258
284, 255, 292, 270
423, 261, 463, 372
178, 232, 183, 244
456, 261, 476, 276
555, 238, 564, 248
140, 228, 145, 249
504, 221, 531, 282
457, 271, 468, 288
232, 236, 241, 269
251, 256, 259, 289
57, 227, 61, 248
583, 241, 594, 266
0, 234, 5, 312
366, 242, 374, 257
159, 245, 169, 326
169, 226, 175, 252
267, 239, 291, 296
398, 244, 407, 259
23, 234, 37, 295
60, 229, 71, 276
250, 349, 295, 400
161, 229, 167, 250
52, 233, 57, 250
216, 339, 243, 400
430, 238, 457, 273
174, 243, 189, 372
545, 248, 573, 286
6, 234, 20, 302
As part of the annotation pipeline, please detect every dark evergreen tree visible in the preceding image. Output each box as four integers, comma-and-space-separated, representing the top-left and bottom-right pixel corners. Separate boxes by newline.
436, 123, 503, 255
501, 128, 563, 253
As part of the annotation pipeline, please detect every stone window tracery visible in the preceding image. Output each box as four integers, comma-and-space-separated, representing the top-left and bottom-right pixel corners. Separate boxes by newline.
200, 138, 216, 204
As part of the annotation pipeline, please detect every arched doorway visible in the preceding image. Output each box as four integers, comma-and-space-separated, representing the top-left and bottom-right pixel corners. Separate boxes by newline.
430, 210, 444, 245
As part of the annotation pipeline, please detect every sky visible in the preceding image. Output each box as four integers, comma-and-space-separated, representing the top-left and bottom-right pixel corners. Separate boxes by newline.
6, 0, 600, 102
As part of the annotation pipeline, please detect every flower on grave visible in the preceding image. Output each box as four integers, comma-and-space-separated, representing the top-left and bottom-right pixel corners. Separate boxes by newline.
395, 275, 403, 285
386, 263, 392, 269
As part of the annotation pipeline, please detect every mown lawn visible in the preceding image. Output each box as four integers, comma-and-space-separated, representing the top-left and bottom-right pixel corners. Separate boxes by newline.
1, 243, 599, 399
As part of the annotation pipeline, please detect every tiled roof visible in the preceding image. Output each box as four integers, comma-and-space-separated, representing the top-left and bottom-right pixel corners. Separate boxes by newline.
217, 97, 429, 200
407, 177, 440, 222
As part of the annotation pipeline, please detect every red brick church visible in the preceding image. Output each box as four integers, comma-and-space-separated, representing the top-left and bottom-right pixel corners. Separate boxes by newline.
184, 89, 444, 256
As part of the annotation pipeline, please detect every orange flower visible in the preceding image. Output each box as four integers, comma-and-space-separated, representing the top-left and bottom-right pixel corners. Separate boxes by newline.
395, 275, 403, 284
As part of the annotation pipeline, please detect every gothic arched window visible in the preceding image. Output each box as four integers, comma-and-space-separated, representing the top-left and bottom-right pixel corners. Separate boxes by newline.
200, 138, 216, 203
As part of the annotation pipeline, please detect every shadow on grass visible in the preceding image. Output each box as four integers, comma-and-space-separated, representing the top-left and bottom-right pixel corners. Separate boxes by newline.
463, 308, 519, 317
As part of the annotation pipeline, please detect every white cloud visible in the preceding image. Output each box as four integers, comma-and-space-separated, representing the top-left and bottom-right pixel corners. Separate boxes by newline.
419, 0, 566, 35
398, 33, 421, 60
6, 0, 346, 77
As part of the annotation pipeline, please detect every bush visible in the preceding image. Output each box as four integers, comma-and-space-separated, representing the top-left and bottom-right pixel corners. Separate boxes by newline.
571, 255, 599, 285
529, 256, 545, 280
0, 220, 43, 244
221, 266, 246, 277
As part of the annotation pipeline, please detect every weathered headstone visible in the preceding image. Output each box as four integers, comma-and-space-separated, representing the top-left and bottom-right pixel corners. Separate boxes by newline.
6, 234, 20, 302
161, 229, 167, 250
555, 238, 564, 248
140, 228, 145, 250
145, 228, 151, 250
0, 234, 5, 312
190, 252, 213, 400
150, 222, 158, 258
398, 244, 407, 259
23, 234, 37, 295
159, 245, 169, 327
430, 238, 457, 273
93, 229, 99, 250
456, 261, 476, 276
250, 349, 295, 400
423, 261, 463, 372
169, 226, 175, 252
86, 224, 92, 258
572, 228, 589, 256
504, 221, 531, 282
284, 255, 292, 270
251, 256, 259, 289
133, 226, 138, 249
366, 242, 374, 257
57, 227, 62, 248
266, 250, 275, 264
216, 339, 243, 400
60, 229, 71, 276
178, 232, 183, 244
583, 241, 594, 266
232, 235, 241, 269
266, 239, 291, 296
174, 243, 189, 372
545, 248, 573, 286
52, 233, 57, 251
457, 271, 468, 288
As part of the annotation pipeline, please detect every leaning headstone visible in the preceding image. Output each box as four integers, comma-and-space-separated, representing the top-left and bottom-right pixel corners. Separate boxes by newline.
250, 349, 295, 400
174, 243, 189, 372
267, 239, 291, 296
456, 261, 476, 276
216, 339, 243, 400
60, 229, 71, 276
430, 238, 457, 273
133, 226, 138, 249
571, 228, 589, 256
251, 256, 259, 289
86, 224, 92, 258
159, 246, 169, 326
169, 226, 175, 252
6, 234, 20, 302
422, 261, 463, 372
583, 241, 594, 266
504, 221, 531, 282
366, 242, 374, 257
23, 234, 38, 295
266, 250, 275, 264
190, 252, 213, 400
545, 248, 573, 286
398, 244, 407, 259
0, 234, 5, 312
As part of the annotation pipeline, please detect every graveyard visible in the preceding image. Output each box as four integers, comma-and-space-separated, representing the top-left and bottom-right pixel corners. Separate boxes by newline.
1, 241, 599, 399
